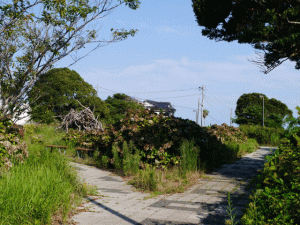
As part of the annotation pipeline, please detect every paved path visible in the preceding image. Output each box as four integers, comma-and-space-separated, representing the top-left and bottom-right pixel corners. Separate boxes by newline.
70, 147, 276, 225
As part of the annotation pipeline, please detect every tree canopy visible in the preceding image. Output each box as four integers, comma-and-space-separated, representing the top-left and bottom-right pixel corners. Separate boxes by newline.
28, 68, 109, 124
0, 0, 140, 122
192, 0, 300, 73
233, 93, 293, 128
105, 93, 145, 124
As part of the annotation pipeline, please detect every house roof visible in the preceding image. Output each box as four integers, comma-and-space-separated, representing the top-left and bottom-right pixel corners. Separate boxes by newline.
143, 100, 175, 111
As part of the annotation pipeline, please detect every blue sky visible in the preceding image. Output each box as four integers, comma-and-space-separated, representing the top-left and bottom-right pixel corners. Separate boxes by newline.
56, 0, 300, 126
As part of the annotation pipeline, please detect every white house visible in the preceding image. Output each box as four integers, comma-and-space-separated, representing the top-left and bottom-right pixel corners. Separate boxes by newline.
0, 103, 30, 125
15, 109, 30, 125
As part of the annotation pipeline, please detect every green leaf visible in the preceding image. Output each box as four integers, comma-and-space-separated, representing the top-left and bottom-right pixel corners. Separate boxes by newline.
269, 165, 277, 171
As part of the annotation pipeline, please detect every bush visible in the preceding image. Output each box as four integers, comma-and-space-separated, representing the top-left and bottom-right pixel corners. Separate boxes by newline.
241, 135, 300, 224
240, 125, 284, 146
63, 110, 258, 172
0, 114, 28, 174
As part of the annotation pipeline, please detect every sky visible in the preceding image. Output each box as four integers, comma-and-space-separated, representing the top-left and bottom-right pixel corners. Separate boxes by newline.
56, 0, 300, 126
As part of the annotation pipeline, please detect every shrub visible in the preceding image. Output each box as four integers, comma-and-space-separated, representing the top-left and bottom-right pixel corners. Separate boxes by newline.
63, 110, 258, 172
240, 124, 284, 146
0, 114, 28, 174
241, 135, 300, 224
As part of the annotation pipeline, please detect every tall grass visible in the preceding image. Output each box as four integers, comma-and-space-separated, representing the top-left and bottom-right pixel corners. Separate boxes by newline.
128, 140, 202, 194
23, 123, 66, 155
112, 142, 122, 171
180, 139, 199, 176
0, 152, 90, 225
122, 141, 141, 176
128, 165, 201, 194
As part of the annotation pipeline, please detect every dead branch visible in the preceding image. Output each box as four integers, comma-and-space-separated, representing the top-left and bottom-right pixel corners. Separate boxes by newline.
247, 51, 288, 74
59, 100, 103, 133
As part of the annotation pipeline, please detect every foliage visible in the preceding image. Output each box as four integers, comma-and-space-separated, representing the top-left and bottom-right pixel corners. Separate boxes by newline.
104, 93, 145, 124
128, 164, 201, 194
285, 106, 300, 135
233, 93, 292, 128
241, 123, 300, 224
225, 192, 239, 225
28, 68, 109, 124
0, 151, 92, 225
208, 123, 248, 144
0, 114, 28, 173
63, 110, 258, 171
192, 0, 300, 73
0, 0, 140, 121
240, 125, 284, 146
180, 139, 199, 176
131, 164, 158, 191
203, 109, 209, 119
122, 141, 141, 176
0, 122, 95, 224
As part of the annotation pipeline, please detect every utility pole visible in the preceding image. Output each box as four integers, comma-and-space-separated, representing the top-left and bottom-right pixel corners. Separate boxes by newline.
197, 98, 200, 124
193, 109, 198, 124
230, 109, 232, 126
198, 86, 205, 127
259, 95, 265, 127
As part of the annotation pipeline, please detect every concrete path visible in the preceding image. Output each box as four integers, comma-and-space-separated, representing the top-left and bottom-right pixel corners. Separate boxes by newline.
70, 147, 276, 225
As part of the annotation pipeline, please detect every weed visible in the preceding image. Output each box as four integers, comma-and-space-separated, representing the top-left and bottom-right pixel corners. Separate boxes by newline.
0, 152, 90, 224
225, 192, 239, 225
122, 141, 141, 176
180, 139, 199, 177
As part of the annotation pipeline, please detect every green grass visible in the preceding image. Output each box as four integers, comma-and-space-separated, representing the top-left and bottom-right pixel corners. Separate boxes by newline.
128, 165, 202, 195
0, 123, 97, 224
0, 152, 91, 225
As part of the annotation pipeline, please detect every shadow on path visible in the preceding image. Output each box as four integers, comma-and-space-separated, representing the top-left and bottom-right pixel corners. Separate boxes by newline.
141, 147, 276, 225
196, 147, 276, 224
86, 197, 141, 225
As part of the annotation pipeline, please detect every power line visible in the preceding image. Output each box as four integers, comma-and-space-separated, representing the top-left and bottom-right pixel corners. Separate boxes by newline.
152, 94, 200, 100
95, 85, 199, 112
126, 87, 198, 94
96, 86, 118, 93
172, 105, 196, 110
96, 86, 198, 94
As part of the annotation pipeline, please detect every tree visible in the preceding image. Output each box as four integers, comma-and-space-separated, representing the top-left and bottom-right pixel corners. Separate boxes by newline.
203, 109, 209, 119
0, 0, 140, 122
28, 68, 109, 124
202, 109, 209, 126
192, 0, 300, 73
233, 93, 293, 128
105, 93, 144, 124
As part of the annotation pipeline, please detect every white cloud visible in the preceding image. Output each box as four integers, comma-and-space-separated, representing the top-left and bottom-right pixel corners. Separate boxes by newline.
81, 55, 300, 123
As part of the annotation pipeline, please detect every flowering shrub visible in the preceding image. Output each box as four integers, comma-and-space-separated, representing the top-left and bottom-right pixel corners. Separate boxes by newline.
63, 109, 253, 170
0, 114, 28, 173
208, 123, 248, 144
